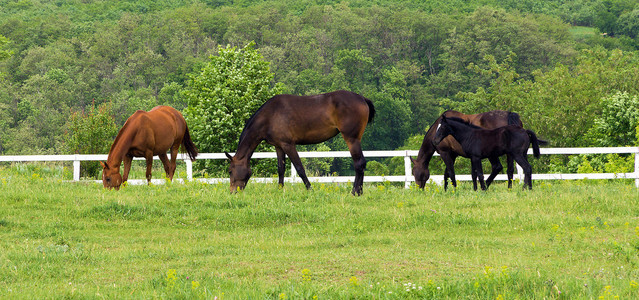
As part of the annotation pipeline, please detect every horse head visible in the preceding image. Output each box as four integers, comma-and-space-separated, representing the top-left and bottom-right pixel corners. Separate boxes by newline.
226, 152, 252, 193
410, 157, 429, 189
100, 161, 123, 190
432, 116, 451, 146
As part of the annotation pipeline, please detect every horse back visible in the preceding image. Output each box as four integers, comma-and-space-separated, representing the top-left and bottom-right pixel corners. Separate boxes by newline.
253, 91, 371, 144
120, 106, 186, 155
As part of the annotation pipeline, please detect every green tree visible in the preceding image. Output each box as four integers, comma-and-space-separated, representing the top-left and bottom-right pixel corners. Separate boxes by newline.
182, 42, 284, 174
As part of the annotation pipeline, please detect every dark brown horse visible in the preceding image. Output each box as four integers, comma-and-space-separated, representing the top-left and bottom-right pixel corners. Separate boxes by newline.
225, 90, 375, 195
433, 116, 543, 190
411, 110, 523, 190
101, 106, 198, 189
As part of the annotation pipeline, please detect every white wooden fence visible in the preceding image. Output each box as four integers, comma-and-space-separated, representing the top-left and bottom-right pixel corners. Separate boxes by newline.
1, 147, 638, 187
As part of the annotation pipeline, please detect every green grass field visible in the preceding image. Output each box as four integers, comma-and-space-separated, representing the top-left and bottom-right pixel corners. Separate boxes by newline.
1, 164, 638, 299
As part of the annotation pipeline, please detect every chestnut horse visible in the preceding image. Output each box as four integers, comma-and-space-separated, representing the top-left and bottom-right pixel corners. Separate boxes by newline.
101, 106, 198, 189
433, 116, 543, 190
411, 110, 524, 190
225, 90, 375, 195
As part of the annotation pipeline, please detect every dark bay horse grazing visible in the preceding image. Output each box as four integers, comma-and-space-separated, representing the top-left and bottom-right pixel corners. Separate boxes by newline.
101, 106, 198, 189
411, 110, 524, 190
225, 90, 375, 195
433, 116, 543, 190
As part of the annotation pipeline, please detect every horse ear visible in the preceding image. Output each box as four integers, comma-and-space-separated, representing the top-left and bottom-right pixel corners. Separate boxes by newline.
100, 161, 108, 169
410, 157, 417, 165
224, 152, 233, 161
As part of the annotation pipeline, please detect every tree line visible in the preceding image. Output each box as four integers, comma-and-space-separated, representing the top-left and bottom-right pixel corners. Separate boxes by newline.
0, 0, 638, 177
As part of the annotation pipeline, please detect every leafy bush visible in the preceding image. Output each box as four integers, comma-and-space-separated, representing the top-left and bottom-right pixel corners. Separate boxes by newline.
64, 103, 118, 178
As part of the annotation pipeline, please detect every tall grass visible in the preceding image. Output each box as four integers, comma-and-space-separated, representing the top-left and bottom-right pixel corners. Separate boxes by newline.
1, 164, 638, 299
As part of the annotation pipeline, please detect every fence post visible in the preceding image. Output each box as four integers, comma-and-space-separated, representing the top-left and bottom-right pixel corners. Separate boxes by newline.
185, 159, 193, 181
404, 151, 411, 189
291, 162, 298, 182
635, 151, 639, 188
516, 163, 524, 183
73, 155, 81, 181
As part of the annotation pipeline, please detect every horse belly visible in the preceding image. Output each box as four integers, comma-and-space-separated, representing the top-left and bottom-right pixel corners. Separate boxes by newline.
296, 128, 340, 145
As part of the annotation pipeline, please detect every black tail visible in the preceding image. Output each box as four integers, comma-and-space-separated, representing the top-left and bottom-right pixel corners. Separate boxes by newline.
182, 126, 199, 161
508, 111, 522, 126
527, 130, 541, 158
365, 98, 376, 123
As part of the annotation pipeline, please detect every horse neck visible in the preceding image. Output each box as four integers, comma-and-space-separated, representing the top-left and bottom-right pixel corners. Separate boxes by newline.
415, 118, 440, 165
106, 126, 136, 169
446, 121, 475, 144
234, 128, 264, 162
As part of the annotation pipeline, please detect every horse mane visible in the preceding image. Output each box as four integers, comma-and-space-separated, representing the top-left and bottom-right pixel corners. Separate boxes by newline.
507, 111, 522, 126
238, 97, 276, 145
109, 111, 142, 153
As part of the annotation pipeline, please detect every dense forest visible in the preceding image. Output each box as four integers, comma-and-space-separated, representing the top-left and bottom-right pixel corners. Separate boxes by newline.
1, 0, 639, 176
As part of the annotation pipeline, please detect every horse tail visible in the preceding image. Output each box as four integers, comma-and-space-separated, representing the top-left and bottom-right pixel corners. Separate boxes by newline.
182, 126, 199, 161
508, 111, 523, 126
365, 97, 376, 123
526, 130, 542, 159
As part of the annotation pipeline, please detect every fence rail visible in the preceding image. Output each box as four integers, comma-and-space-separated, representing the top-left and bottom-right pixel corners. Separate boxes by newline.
1, 147, 638, 187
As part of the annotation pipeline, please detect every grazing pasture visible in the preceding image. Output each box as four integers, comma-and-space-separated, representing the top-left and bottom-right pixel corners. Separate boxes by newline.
1, 164, 638, 299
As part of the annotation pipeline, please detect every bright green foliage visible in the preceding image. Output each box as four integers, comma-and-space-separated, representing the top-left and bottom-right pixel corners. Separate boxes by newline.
586, 92, 639, 147
182, 42, 284, 174
570, 92, 639, 174
64, 103, 118, 178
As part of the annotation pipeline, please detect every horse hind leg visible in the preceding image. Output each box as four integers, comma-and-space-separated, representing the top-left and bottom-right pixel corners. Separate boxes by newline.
168, 144, 180, 180
513, 154, 533, 190
506, 155, 514, 189
276, 147, 286, 188
159, 153, 172, 181
145, 151, 154, 184
344, 138, 366, 196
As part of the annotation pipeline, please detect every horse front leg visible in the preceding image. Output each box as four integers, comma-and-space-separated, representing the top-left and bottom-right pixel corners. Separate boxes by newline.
281, 144, 311, 190
485, 156, 503, 189
122, 155, 133, 184
275, 147, 286, 188
440, 152, 457, 191
471, 157, 486, 191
